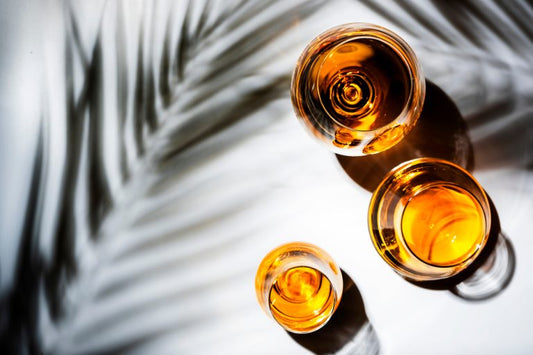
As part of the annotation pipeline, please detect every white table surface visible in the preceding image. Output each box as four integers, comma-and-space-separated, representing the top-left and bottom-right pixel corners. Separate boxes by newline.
1, 1, 532, 354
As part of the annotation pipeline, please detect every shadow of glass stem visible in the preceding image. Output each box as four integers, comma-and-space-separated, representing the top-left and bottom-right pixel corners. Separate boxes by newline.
337, 80, 474, 192
288, 270, 380, 355
407, 196, 515, 301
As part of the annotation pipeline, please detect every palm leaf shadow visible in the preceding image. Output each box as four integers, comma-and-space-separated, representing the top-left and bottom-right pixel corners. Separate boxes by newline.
2, 0, 533, 353
1, 0, 325, 353
363, 0, 533, 170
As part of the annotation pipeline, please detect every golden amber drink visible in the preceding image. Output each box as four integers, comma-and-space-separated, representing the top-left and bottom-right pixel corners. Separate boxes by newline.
291, 23, 425, 156
255, 242, 343, 333
368, 158, 491, 280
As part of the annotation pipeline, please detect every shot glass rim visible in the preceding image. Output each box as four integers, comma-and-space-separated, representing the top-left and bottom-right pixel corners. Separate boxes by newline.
254, 241, 343, 333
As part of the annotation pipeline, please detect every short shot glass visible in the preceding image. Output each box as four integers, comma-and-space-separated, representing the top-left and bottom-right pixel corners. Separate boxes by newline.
291, 23, 425, 156
368, 158, 491, 281
255, 242, 343, 333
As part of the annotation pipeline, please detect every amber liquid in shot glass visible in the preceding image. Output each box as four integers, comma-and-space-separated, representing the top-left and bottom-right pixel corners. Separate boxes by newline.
255, 242, 343, 333
291, 23, 425, 156
368, 158, 491, 281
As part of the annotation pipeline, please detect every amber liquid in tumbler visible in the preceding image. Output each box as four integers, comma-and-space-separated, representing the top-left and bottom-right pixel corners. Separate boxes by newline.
268, 266, 336, 332
399, 182, 486, 266
370, 159, 490, 280
296, 36, 411, 152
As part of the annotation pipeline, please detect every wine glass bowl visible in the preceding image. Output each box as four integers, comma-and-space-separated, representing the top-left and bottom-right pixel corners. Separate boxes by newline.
291, 23, 425, 156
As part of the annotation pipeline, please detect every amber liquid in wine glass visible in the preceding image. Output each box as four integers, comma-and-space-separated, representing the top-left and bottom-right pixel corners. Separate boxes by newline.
255, 242, 343, 333
291, 23, 425, 156
368, 158, 491, 280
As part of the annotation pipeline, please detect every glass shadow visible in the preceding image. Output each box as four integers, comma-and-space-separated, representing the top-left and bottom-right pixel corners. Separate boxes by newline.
288, 270, 380, 355
336, 80, 474, 192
